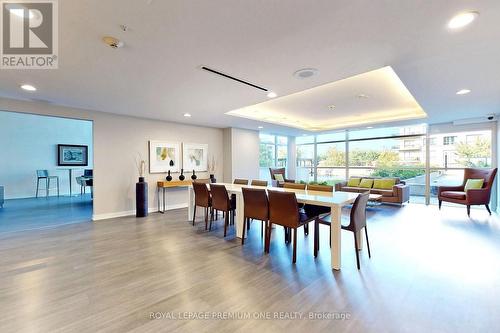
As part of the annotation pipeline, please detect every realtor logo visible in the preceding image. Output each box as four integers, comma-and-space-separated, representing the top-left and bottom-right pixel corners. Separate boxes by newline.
1, 0, 58, 69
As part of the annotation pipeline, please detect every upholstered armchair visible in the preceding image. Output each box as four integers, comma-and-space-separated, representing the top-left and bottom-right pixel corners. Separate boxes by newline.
269, 168, 295, 187
438, 168, 497, 217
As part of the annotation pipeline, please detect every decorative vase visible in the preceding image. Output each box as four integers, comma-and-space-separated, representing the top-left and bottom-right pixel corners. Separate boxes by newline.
179, 169, 185, 181
166, 170, 172, 181
169, 160, 174, 167
191, 170, 197, 180
210, 174, 216, 183
136, 177, 148, 217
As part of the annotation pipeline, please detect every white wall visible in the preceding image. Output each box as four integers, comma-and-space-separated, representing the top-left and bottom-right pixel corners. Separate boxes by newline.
223, 128, 260, 183
0, 111, 93, 199
0, 97, 224, 220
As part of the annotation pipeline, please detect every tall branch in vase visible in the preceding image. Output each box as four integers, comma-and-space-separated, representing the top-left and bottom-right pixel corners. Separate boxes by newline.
208, 155, 217, 183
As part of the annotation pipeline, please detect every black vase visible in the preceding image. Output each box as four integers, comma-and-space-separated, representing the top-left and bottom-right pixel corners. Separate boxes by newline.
191, 170, 197, 180
210, 174, 216, 183
179, 169, 185, 181
166, 170, 172, 181
169, 160, 174, 167
136, 177, 148, 218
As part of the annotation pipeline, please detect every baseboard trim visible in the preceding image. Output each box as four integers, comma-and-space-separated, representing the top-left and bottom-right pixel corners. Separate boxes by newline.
92, 203, 188, 221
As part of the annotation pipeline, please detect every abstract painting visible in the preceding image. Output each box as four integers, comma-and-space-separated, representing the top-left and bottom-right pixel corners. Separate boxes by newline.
183, 143, 208, 172
58, 144, 88, 166
149, 141, 180, 173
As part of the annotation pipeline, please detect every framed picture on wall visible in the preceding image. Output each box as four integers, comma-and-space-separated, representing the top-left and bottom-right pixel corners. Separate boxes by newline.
149, 141, 181, 173
182, 143, 208, 172
57, 144, 89, 166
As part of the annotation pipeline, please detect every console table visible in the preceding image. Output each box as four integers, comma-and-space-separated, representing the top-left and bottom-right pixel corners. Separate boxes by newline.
157, 180, 193, 213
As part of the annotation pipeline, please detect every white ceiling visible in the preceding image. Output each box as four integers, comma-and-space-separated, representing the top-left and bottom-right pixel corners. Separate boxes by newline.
226, 66, 427, 131
1, 0, 499, 136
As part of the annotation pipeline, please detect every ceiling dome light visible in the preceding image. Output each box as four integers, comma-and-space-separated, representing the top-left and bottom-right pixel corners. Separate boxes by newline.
293, 68, 318, 79
448, 11, 479, 30
456, 89, 471, 95
267, 91, 277, 98
20, 84, 36, 91
258, 126, 264, 129
183, 113, 192, 117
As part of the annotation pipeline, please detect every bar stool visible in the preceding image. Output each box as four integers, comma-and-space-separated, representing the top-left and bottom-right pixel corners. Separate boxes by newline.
36, 170, 59, 198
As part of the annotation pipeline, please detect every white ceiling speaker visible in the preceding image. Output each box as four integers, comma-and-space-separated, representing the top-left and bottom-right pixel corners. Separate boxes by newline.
293, 68, 318, 79
102, 36, 125, 49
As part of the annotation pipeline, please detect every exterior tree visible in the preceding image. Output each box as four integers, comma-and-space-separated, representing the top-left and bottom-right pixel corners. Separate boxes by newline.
318, 147, 345, 166
455, 137, 491, 167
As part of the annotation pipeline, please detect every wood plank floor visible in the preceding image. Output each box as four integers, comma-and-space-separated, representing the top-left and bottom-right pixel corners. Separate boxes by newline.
0, 204, 499, 332
0, 194, 92, 233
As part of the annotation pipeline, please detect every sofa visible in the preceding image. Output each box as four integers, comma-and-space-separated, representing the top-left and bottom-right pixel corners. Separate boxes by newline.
335, 177, 410, 204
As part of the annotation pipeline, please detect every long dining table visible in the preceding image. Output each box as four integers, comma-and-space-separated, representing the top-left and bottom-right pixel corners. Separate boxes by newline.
187, 182, 359, 271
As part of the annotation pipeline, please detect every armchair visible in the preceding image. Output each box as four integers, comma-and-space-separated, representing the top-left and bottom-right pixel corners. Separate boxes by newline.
438, 168, 497, 217
269, 168, 295, 187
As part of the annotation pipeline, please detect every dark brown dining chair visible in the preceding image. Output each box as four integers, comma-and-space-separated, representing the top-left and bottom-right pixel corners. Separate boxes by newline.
267, 190, 316, 263
250, 179, 268, 186
233, 178, 249, 185
192, 182, 212, 229
314, 192, 371, 269
241, 188, 268, 246
209, 184, 236, 237
283, 182, 306, 190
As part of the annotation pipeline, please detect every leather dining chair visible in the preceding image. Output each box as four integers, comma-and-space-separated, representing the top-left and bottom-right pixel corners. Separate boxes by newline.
314, 192, 371, 269
192, 182, 212, 229
233, 179, 249, 185
250, 180, 268, 186
267, 190, 316, 263
241, 187, 268, 246
283, 182, 306, 190
209, 184, 236, 237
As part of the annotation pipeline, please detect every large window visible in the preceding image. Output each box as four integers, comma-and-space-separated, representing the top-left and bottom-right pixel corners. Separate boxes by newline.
429, 129, 492, 204
295, 125, 427, 199
295, 125, 494, 206
259, 134, 288, 180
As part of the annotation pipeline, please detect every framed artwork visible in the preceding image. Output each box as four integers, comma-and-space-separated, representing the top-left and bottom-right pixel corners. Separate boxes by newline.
183, 143, 208, 172
57, 144, 88, 166
149, 141, 180, 173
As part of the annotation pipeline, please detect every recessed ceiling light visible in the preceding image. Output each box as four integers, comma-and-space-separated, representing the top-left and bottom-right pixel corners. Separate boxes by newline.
302, 134, 308, 136
448, 11, 479, 30
20, 84, 36, 91
293, 68, 318, 79
356, 93, 369, 99
267, 91, 277, 98
258, 126, 264, 129
328, 105, 336, 110
366, 126, 374, 129
456, 89, 471, 95
183, 113, 192, 117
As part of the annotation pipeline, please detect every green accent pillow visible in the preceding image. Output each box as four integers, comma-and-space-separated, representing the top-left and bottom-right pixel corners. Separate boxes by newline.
373, 179, 396, 190
359, 178, 374, 188
347, 178, 361, 187
464, 179, 484, 191
274, 174, 284, 181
